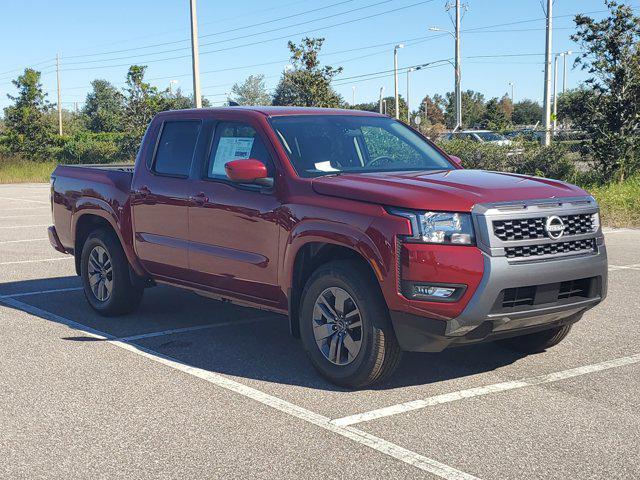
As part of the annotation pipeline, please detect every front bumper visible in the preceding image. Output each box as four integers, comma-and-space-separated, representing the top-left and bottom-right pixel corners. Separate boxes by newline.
391, 245, 608, 352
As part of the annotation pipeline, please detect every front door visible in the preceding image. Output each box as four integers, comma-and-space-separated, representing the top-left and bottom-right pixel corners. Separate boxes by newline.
188, 120, 284, 308
132, 119, 203, 280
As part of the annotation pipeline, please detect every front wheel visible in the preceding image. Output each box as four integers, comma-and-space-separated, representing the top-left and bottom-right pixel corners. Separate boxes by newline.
299, 260, 402, 389
81, 229, 143, 316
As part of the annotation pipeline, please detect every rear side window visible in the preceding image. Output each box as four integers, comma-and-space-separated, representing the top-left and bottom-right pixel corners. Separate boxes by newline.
153, 121, 201, 176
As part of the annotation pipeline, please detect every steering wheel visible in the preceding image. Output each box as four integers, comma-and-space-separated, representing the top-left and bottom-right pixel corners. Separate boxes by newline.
366, 155, 395, 168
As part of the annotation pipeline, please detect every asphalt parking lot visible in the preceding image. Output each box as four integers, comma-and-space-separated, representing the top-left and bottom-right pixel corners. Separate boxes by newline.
1, 182, 639, 480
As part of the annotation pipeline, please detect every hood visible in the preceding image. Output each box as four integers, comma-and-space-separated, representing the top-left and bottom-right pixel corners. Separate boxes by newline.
311, 169, 588, 212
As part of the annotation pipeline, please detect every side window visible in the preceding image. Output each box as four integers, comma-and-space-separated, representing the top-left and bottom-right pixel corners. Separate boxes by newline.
153, 121, 201, 176
208, 122, 273, 179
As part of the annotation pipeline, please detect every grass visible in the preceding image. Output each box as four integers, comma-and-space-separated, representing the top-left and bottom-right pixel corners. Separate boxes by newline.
0, 158, 57, 183
1, 157, 639, 228
587, 175, 640, 228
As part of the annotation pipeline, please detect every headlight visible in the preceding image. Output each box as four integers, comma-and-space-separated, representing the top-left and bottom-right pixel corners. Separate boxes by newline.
389, 209, 475, 245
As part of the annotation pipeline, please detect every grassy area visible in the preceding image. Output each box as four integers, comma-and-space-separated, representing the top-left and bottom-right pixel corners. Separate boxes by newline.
0, 158, 57, 183
587, 175, 640, 228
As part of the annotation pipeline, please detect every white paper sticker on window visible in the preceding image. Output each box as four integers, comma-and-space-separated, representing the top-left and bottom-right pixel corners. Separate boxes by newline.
211, 137, 255, 176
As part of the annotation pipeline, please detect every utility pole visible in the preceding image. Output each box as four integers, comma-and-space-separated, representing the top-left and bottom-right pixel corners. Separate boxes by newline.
406, 68, 414, 123
552, 54, 559, 135
56, 53, 62, 135
454, 0, 462, 130
542, 0, 553, 146
393, 44, 404, 119
189, 0, 202, 108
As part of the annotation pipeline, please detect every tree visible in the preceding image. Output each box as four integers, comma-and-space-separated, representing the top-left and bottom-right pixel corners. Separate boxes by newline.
571, 0, 640, 181
483, 97, 510, 130
443, 90, 486, 128
497, 94, 514, 122
230, 74, 271, 105
415, 94, 445, 126
272, 37, 343, 107
3, 68, 54, 159
556, 87, 594, 126
83, 79, 124, 133
512, 99, 543, 125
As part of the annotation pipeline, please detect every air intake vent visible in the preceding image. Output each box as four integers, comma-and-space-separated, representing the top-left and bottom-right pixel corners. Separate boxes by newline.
502, 286, 536, 308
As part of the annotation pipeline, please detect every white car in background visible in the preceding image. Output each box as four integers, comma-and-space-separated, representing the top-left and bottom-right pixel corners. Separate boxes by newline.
444, 130, 513, 146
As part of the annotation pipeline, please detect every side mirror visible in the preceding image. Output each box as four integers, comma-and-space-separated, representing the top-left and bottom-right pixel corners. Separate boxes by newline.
449, 155, 463, 168
225, 159, 269, 183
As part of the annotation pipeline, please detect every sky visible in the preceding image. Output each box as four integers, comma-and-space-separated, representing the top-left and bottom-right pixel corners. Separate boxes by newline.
1, 0, 639, 114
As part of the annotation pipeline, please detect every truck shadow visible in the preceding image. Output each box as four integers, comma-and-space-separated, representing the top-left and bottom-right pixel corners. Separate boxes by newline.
1, 277, 527, 392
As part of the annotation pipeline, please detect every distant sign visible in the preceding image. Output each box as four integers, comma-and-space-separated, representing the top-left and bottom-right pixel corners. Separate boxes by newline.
414, 115, 422, 125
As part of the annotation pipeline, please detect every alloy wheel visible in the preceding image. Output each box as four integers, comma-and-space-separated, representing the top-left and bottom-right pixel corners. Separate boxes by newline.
88, 245, 113, 302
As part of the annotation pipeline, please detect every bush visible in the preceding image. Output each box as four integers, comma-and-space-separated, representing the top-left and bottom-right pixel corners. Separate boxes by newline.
435, 139, 577, 182
55, 132, 131, 164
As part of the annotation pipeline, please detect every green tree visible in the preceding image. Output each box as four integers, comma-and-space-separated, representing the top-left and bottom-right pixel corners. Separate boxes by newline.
230, 74, 271, 105
443, 90, 486, 128
83, 79, 124, 133
272, 37, 343, 107
512, 99, 543, 125
556, 87, 594, 126
483, 97, 510, 130
572, 0, 640, 181
415, 94, 445, 126
3, 68, 54, 159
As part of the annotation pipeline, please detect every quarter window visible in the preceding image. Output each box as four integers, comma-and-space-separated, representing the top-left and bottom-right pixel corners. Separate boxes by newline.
153, 121, 201, 176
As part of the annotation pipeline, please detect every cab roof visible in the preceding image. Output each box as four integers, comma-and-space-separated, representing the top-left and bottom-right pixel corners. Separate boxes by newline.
158, 106, 385, 118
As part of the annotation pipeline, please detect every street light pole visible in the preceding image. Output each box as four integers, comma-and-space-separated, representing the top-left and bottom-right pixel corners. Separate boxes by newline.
508, 82, 515, 103
406, 67, 414, 123
393, 44, 404, 120
561, 50, 572, 94
352, 86, 356, 106
454, 0, 462, 130
379, 86, 385, 114
56, 53, 62, 135
189, 0, 202, 108
542, 0, 553, 146
552, 54, 559, 135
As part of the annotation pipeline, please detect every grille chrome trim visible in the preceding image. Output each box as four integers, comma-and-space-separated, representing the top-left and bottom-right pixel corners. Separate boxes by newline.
472, 196, 602, 260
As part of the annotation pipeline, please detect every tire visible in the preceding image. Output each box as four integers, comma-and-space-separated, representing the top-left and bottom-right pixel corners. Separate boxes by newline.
299, 260, 402, 389
497, 324, 573, 354
80, 228, 143, 316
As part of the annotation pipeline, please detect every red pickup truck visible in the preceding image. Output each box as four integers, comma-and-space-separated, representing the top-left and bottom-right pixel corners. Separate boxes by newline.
49, 107, 608, 387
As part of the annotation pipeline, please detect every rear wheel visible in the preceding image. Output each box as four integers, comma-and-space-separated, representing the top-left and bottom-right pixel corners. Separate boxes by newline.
299, 260, 402, 388
497, 323, 574, 354
81, 229, 143, 316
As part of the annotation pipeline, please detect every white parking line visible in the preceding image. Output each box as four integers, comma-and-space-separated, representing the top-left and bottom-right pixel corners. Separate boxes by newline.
0, 196, 49, 204
0, 224, 48, 229
602, 228, 640, 234
332, 353, 640, 427
116, 316, 278, 342
609, 263, 640, 272
0, 206, 50, 212
0, 213, 51, 219
0, 296, 478, 480
0, 257, 72, 266
5, 286, 83, 297
0, 238, 48, 244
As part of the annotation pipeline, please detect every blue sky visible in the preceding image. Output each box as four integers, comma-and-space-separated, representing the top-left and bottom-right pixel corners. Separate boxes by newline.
1, 0, 638, 113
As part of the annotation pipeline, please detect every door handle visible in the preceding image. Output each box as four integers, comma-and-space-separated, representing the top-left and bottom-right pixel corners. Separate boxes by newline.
137, 185, 151, 197
190, 192, 209, 205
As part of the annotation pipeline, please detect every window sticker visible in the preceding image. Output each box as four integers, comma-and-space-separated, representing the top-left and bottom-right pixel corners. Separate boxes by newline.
211, 137, 255, 176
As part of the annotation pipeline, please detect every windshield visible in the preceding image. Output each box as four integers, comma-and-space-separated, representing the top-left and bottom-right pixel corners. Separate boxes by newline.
475, 131, 506, 141
270, 115, 453, 177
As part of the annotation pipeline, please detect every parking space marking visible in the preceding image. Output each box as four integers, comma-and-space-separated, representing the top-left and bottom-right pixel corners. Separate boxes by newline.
0, 196, 49, 204
4, 287, 83, 298
0, 296, 478, 480
0, 224, 48, 229
332, 353, 640, 427
0, 257, 72, 266
0, 238, 48, 244
0, 213, 51, 219
602, 228, 640, 234
609, 263, 640, 271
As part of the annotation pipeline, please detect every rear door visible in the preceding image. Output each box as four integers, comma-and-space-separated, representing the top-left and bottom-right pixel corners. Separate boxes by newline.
131, 118, 206, 281
187, 118, 284, 308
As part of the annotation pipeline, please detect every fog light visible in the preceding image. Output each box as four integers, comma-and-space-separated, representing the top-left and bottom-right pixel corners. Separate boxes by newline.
414, 285, 455, 298
402, 281, 467, 302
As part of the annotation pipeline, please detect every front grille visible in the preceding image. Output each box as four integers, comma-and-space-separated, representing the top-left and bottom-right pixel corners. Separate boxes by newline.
493, 213, 594, 241
504, 238, 596, 259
